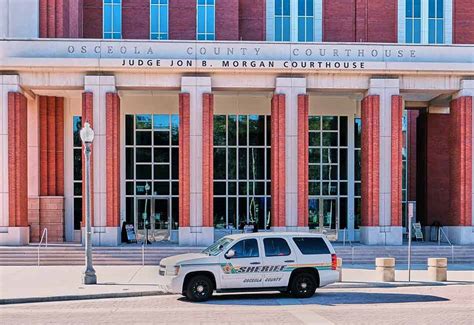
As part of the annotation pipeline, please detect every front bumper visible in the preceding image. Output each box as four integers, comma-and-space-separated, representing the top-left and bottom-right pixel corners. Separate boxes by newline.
157, 274, 183, 294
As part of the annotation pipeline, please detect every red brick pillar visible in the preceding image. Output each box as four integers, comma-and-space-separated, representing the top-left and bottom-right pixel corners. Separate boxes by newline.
202, 93, 214, 227
449, 96, 473, 226
82, 92, 94, 226
106, 93, 121, 228
391, 95, 403, 227
179, 93, 191, 228
271, 94, 286, 228
39, 0, 70, 38
8, 93, 28, 228
361, 95, 380, 227
37, 96, 65, 242
39, 96, 65, 196
297, 94, 309, 228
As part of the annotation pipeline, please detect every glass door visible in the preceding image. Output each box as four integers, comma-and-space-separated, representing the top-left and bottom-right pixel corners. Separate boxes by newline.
308, 198, 338, 241
136, 198, 151, 243
150, 198, 170, 241
135, 197, 170, 243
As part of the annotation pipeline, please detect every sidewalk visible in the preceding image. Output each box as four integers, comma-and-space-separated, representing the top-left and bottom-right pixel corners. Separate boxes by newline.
0, 265, 473, 304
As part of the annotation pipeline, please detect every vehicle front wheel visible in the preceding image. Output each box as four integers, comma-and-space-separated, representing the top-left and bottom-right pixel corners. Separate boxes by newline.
290, 272, 317, 298
185, 275, 214, 302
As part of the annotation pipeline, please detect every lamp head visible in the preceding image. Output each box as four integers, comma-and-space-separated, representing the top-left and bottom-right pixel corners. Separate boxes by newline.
80, 122, 95, 143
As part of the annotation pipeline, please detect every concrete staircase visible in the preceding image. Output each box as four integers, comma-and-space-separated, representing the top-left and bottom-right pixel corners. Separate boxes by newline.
0, 244, 473, 266
333, 244, 474, 265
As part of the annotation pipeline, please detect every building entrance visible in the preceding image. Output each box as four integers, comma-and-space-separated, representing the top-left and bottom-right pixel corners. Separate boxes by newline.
136, 197, 171, 243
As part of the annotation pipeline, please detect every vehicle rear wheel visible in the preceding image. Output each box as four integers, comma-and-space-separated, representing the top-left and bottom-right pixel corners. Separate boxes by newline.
290, 272, 317, 298
185, 275, 214, 302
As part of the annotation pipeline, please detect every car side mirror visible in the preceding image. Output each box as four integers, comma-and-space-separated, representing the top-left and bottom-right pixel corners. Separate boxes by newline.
225, 249, 235, 259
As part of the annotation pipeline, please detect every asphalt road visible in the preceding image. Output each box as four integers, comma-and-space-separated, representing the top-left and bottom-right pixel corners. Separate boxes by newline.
1, 283, 473, 324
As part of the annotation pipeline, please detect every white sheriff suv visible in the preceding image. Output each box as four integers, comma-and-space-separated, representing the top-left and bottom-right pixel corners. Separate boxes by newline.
157, 232, 339, 301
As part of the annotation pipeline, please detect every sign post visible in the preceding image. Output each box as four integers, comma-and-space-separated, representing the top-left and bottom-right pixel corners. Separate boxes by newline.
408, 203, 412, 282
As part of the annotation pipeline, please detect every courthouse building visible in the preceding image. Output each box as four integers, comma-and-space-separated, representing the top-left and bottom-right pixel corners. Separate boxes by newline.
0, 0, 473, 246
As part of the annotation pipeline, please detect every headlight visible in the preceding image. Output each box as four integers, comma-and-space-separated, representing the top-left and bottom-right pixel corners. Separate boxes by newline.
166, 265, 180, 276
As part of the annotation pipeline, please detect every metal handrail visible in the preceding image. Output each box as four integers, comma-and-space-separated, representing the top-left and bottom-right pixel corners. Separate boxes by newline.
37, 228, 48, 266
438, 227, 455, 263
141, 242, 145, 266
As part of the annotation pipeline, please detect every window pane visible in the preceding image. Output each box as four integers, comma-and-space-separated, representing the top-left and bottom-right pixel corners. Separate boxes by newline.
154, 131, 169, 146
307, 0, 314, 16
429, 0, 435, 18
151, 6, 158, 32
283, 0, 290, 15
104, 6, 112, 32
136, 165, 151, 179
207, 7, 215, 33
126, 115, 134, 145
437, 20, 444, 43
414, 19, 421, 43
136, 115, 152, 129
437, 0, 444, 18
238, 115, 247, 145
298, 0, 305, 16
414, 0, 421, 17
154, 148, 169, 163
228, 115, 237, 145
154, 115, 169, 129
283, 17, 290, 41
228, 148, 236, 179
113, 5, 121, 32
136, 148, 152, 162
292, 237, 330, 255
406, 19, 413, 43
275, 17, 282, 41
136, 131, 151, 145
214, 115, 226, 146
154, 164, 170, 180
322, 116, 338, 130
248, 148, 265, 179
126, 148, 134, 179
309, 116, 320, 130
230, 239, 259, 258
264, 238, 291, 257
154, 182, 169, 195
275, 0, 282, 16
214, 198, 226, 228
214, 148, 226, 179
298, 17, 305, 42
248, 115, 265, 146
171, 115, 179, 145
306, 18, 314, 42
429, 20, 436, 43
406, 0, 412, 17
73, 149, 82, 180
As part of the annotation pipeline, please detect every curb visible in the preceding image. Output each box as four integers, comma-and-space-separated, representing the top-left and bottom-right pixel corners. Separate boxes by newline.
0, 291, 170, 305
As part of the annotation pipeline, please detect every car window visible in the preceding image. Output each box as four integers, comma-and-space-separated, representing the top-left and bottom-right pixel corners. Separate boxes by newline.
229, 239, 259, 258
292, 237, 330, 255
263, 238, 291, 257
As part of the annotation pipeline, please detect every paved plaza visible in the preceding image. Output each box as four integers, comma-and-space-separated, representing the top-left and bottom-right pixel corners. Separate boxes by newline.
1, 282, 473, 324
0, 265, 473, 324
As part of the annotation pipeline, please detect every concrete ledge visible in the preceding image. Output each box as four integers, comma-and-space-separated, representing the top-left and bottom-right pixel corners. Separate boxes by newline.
360, 226, 403, 245
81, 227, 121, 246
0, 227, 29, 245
442, 227, 474, 245
0, 291, 168, 305
179, 227, 214, 246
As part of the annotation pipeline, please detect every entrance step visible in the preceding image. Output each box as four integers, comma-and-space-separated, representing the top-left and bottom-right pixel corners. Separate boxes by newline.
0, 245, 473, 266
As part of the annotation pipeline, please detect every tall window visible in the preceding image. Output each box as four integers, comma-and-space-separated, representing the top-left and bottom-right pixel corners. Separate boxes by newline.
275, 0, 291, 41
298, 0, 314, 42
125, 114, 180, 231
428, 0, 444, 43
406, 0, 421, 43
213, 115, 272, 230
73, 116, 83, 230
197, 0, 215, 40
103, 0, 122, 39
150, 0, 169, 40
354, 118, 361, 229
308, 116, 348, 231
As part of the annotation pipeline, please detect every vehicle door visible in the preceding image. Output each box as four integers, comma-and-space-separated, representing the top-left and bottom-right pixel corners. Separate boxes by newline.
219, 238, 264, 289
261, 237, 296, 288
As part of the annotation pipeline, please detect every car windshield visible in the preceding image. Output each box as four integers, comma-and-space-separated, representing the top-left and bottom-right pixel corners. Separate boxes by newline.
202, 237, 234, 256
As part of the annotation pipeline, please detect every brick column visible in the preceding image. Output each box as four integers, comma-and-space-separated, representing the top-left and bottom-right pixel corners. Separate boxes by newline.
36, 96, 65, 242
0, 76, 29, 245
360, 79, 402, 245
447, 96, 473, 244
271, 94, 286, 229
202, 93, 214, 228
8, 93, 29, 237
361, 95, 380, 228
39, 0, 69, 38
391, 95, 403, 227
179, 93, 191, 228
106, 93, 120, 228
180, 77, 213, 246
297, 94, 309, 228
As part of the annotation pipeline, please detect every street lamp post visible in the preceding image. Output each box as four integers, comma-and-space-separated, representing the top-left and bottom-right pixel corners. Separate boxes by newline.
80, 122, 97, 285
